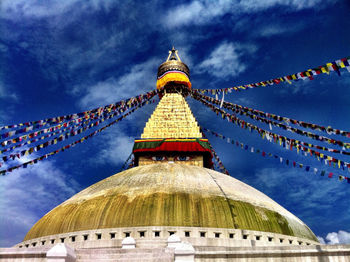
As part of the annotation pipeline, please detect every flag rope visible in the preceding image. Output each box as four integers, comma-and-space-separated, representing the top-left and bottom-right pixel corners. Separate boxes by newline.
0, 101, 144, 165
191, 93, 350, 171
193, 91, 350, 150
0, 95, 158, 176
203, 127, 350, 184
0, 95, 143, 156
0, 105, 124, 155
200, 127, 230, 176
120, 152, 134, 172
195, 91, 350, 139
194, 56, 350, 94
0, 89, 158, 135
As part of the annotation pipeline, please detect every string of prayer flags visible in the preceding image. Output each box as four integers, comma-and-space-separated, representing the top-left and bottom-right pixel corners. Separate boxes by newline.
0, 89, 160, 151
0, 97, 151, 165
203, 127, 350, 184
1, 115, 112, 164
0, 117, 98, 155
0, 97, 158, 176
120, 153, 134, 172
195, 91, 350, 139
1, 95, 143, 142
0, 102, 126, 149
211, 145, 230, 176
0, 89, 159, 134
200, 127, 230, 176
192, 94, 350, 172
0, 113, 106, 148
192, 91, 350, 152
194, 56, 350, 94
193, 91, 350, 151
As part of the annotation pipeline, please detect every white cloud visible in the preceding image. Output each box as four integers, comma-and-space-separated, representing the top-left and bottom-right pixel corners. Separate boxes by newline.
0, 82, 18, 101
255, 168, 347, 204
317, 236, 326, 244
326, 231, 350, 245
164, 0, 335, 28
93, 126, 134, 166
253, 168, 350, 245
164, 0, 232, 27
72, 58, 159, 109
257, 23, 303, 38
317, 231, 350, 245
0, 0, 113, 19
238, 0, 327, 12
0, 155, 80, 247
197, 41, 256, 78
253, 167, 350, 226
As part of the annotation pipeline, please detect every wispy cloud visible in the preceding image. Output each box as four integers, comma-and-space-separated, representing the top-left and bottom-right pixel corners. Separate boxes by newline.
0, 81, 18, 101
93, 126, 134, 167
253, 167, 350, 231
71, 58, 159, 109
0, 0, 113, 19
164, 0, 335, 28
256, 23, 304, 38
237, 0, 330, 12
255, 167, 347, 203
164, 0, 231, 28
197, 41, 257, 78
0, 155, 80, 247
1, 0, 163, 97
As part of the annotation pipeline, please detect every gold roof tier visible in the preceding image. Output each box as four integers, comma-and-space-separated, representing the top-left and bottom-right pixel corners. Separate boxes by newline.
141, 93, 202, 139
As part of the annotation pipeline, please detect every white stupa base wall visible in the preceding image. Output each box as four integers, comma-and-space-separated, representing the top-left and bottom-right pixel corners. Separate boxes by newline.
6, 226, 349, 261
1, 243, 350, 262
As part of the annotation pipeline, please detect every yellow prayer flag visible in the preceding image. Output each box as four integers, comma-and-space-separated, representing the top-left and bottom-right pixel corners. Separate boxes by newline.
339, 61, 345, 68
326, 63, 334, 70
321, 67, 328, 74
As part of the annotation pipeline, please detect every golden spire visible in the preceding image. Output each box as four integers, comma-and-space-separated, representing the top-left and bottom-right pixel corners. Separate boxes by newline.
166, 46, 182, 62
141, 93, 202, 139
156, 48, 191, 90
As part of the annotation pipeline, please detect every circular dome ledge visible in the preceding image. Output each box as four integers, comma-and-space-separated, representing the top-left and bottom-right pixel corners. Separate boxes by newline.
24, 163, 318, 243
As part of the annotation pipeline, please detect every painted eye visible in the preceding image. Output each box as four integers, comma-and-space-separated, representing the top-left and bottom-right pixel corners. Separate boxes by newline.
152, 156, 166, 161
175, 156, 191, 161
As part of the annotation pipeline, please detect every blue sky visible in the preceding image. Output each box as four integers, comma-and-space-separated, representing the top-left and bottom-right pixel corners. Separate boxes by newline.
0, 0, 349, 247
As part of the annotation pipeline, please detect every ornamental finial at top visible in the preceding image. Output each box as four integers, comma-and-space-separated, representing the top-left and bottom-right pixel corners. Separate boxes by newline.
156, 48, 191, 92
166, 46, 182, 62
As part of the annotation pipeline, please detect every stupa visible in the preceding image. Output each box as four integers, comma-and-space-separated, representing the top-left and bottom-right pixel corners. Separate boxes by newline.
10, 48, 350, 262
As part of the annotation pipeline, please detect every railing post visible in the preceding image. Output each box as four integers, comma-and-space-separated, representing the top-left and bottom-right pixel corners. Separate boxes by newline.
46, 243, 76, 262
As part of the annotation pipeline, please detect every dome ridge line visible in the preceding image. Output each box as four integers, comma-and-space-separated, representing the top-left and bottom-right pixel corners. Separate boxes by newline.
204, 168, 238, 229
